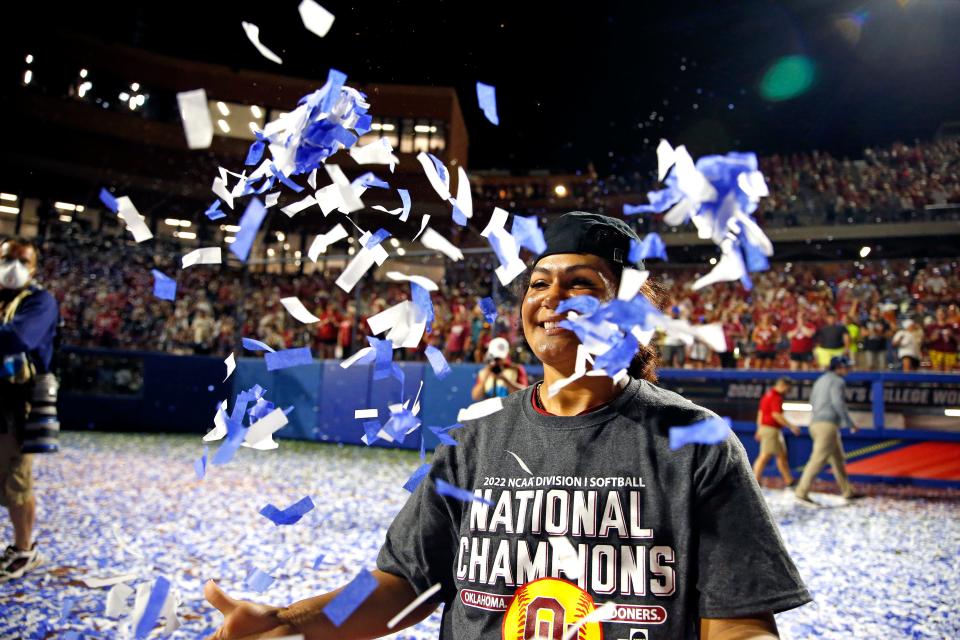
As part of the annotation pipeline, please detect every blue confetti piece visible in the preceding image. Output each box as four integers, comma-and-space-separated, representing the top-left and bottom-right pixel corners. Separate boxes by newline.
355, 114, 373, 135
411, 283, 435, 331
428, 426, 458, 446
205, 200, 226, 221
668, 417, 732, 450
556, 295, 600, 316
364, 228, 391, 250
391, 362, 405, 390
259, 495, 315, 525
248, 397, 276, 423
397, 188, 411, 222
265, 346, 313, 371
741, 235, 770, 273
63, 633, 81, 640
382, 408, 419, 445
351, 172, 390, 190
242, 337, 276, 352
60, 596, 78, 621
593, 331, 639, 375
510, 215, 547, 255
99, 187, 119, 212
211, 431, 244, 466
319, 68, 348, 115
362, 420, 381, 445
419, 434, 426, 460
229, 198, 268, 262
427, 153, 448, 185
194, 446, 208, 480
134, 576, 170, 639
368, 337, 393, 381
245, 139, 266, 166
323, 569, 379, 627
269, 163, 305, 193
424, 345, 452, 380
435, 479, 493, 506
624, 187, 684, 215
403, 463, 431, 493
476, 81, 499, 125
246, 567, 275, 594
630, 233, 668, 262
150, 269, 177, 301
313, 554, 326, 569
478, 297, 498, 324
451, 200, 468, 226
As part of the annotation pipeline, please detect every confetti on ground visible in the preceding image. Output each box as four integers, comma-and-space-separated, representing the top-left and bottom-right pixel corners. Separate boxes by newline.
1, 433, 957, 639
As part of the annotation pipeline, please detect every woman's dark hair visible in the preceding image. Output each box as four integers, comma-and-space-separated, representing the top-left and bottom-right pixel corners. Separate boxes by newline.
510, 257, 663, 383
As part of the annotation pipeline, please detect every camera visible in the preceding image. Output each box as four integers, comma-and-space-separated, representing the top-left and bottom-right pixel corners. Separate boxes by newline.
490, 359, 503, 375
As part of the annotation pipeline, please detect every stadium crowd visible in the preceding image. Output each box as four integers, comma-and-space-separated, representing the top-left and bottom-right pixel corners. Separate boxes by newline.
476, 137, 960, 229
36, 223, 959, 372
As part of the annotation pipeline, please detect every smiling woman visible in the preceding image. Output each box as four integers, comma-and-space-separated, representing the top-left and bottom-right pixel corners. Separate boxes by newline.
203, 213, 811, 640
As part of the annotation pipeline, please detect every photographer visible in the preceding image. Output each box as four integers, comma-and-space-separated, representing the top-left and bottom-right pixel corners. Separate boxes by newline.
470, 337, 528, 400
0, 237, 59, 582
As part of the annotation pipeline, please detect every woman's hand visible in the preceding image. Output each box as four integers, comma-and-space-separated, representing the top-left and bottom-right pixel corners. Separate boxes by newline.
204, 580, 299, 639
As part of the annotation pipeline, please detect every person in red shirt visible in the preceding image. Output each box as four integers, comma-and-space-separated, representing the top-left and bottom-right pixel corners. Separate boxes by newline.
787, 310, 816, 371
753, 377, 801, 486
926, 306, 959, 371
751, 312, 780, 370
315, 300, 339, 359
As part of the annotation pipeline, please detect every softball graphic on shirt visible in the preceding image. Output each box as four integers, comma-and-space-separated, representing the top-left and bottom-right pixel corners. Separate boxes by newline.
501, 577, 604, 640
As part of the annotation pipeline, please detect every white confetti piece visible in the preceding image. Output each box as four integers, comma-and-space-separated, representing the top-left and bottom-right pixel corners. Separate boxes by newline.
241, 21, 283, 64
280, 296, 322, 324
176, 89, 214, 150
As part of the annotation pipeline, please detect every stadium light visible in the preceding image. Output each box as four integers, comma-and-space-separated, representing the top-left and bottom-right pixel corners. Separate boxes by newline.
389, 238, 400, 248
276, 231, 285, 241
164, 218, 181, 227
709, 257, 718, 265
224, 236, 236, 244
25, 54, 33, 64
0, 193, 17, 202
79, 69, 88, 78
220, 224, 241, 233
396, 247, 406, 256
54, 202, 78, 211
945, 409, 960, 418
267, 247, 276, 257
130, 82, 140, 92
860, 246, 871, 258
554, 184, 568, 197
58, 215, 72, 223
783, 402, 813, 412
248, 122, 259, 134
217, 119, 230, 133
216, 101, 230, 117
250, 105, 263, 118
175, 231, 197, 240
23, 70, 32, 85
76, 205, 85, 212
119, 92, 130, 102
0, 205, 20, 215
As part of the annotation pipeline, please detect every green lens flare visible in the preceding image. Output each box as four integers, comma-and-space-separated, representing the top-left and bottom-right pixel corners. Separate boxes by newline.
760, 56, 816, 102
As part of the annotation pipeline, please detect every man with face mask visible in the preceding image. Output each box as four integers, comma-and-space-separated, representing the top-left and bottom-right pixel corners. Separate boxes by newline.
0, 237, 59, 582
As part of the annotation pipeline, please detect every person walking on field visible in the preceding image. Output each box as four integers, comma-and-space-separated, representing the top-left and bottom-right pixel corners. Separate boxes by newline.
753, 377, 800, 487
794, 356, 863, 506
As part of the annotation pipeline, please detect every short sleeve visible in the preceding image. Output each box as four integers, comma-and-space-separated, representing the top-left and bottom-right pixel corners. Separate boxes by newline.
692, 434, 812, 618
377, 443, 462, 603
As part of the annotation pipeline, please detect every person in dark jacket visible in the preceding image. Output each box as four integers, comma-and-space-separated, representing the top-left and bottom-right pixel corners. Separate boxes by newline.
0, 237, 59, 582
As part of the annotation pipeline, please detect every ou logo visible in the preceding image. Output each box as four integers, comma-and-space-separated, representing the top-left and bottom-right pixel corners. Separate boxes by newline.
501, 577, 604, 640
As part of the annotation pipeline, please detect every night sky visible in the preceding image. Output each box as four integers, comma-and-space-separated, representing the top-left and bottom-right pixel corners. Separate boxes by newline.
15, 0, 960, 175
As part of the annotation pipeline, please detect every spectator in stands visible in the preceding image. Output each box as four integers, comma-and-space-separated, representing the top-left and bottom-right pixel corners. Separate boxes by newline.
719, 309, 744, 369
925, 306, 958, 372
795, 356, 861, 506
751, 312, 779, 370
443, 308, 471, 363
753, 377, 801, 487
861, 307, 891, 371
659, 307, 687, 368
787, 310, 817, 371
814, 310, 850, 370
470, 337, 528, 401
0, 237, 59, 582
315, 299, 339, 360
892, 319, 924, 371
